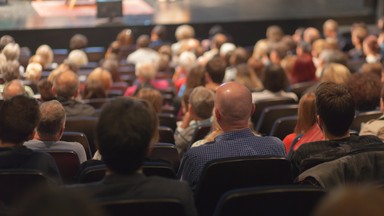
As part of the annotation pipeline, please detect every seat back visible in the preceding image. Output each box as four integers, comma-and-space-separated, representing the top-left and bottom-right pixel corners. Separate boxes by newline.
98, 199, 185, 216
44, 150, 80, 184
143, 161, 177, 179
61, 131, 92, 160
252, 97, 297, 128
350, 110, 382, 132
190, 125, 211, 144
158, 113, 177, 132
158, 126, 175, 144
270, 115, 298, 140
52, 48, 69, 64
214, 185, 325, 216
84, 46, 105, 63
78, 164, 107, 183
288, 81, 317, 99
195, 157, 293, 216
256, 104, 298, 136
0, 170, 49, 206
149, 143, 180, 172
65, 116, 98, 155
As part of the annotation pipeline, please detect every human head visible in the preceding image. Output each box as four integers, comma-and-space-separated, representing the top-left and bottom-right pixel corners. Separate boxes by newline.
189, 86, 214, 120
303, 27, 321, 45
351, 23, 368, 48
35, 44, 53, 68
360, 62, 382, 79
83, 80, 106, 100
151, 25, 167, 41
178, 51, 196, 72
69, 34, 88, 50
87, 67, 113, 91
97, 97, 158, 175
235, 63, 263, 91
320, 63, 351, 84
136, 88, 163, 113
211, 33, 227, 50
214, 82, 254, 131
295, 93, 316, 134
2, 43, 20, 61
67, 49, 88, 68
175, 24, 195, 41
52, 71, 79, 99
206, 56, 226, 84
363, 35, 380, 55
38, 79, 56, 102
2, 79, 26, 100
185, 64, 206, 90
347, 72, 381, 112
315, 82, 355, 138
136, 34, 151, 48
101, 59, 120, 82
266, 25, 284, 43
25, 62, 43, 82
323, 19, 338, 39
116, 28, 133, 46
1, 60, 20, 82
0, 95, 40, 145
269, 42, 288, 65
318, 49, 347, 67
135, 62, 157, 81
229, 47, 249, 66
0, 35, 14, 51
262, 64, 289, 92
37, 100, 66, 141
313, 186, 384, 216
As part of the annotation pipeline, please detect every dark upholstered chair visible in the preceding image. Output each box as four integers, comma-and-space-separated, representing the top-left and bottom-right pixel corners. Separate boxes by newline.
288, 81, 317, 99
158, 113, 177, 132
65, 116, 98, 155
270, 115, 298, 140
256, 104, 298, 136
84, 46, 105, 63
190, 125, 211, 144
44, 150, 80, 184
61, 131, 92, 160
98, 199, 186, 216
158, 126, 175, 144
0, 170, 49, 206
194, 157, 293, 216
214, 185, 325, 216
149, 143, 180, 172
252, 97, 297, 129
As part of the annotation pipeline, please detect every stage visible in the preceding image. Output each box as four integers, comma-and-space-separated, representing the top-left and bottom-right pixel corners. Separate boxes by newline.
0, 0, 377, 50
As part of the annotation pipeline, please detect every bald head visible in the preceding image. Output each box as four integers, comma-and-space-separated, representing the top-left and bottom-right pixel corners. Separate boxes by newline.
52, 71, 79, 99
2, 80, 26, 100
215, 82, 253, 130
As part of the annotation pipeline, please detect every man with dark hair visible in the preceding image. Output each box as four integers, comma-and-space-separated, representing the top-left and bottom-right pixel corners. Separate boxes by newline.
71, 97, 197, 216
205, 56, 226, 91
178, 82, 286, 190
290, 82, 382, 177
24, 100, 87, 163
52, 70, 95, 117
0, 95, 60, 182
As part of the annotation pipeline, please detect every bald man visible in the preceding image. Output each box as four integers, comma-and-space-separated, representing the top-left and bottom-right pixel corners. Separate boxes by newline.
52, 70, 95, 117
178, 82, 286, 190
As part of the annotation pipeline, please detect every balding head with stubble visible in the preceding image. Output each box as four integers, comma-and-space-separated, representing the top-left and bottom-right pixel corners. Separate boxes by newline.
214, 82, 254, 132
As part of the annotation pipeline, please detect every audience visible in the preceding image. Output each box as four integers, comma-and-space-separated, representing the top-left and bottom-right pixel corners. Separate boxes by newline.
127, 34, 160, 65
360, 85, 384, 141
2, 80, 27, 100
0, 95, 60, 182
174, 86, 214, 157
70, 97, 197, 216
178, 82, 286, 190
24, 100, 87, 163
290, 82, 382, 178
52, 70, 96, 117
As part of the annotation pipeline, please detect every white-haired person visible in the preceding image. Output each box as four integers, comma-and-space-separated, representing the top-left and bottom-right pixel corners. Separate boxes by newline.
124, 61, 169, 96
172, 51, 197, 93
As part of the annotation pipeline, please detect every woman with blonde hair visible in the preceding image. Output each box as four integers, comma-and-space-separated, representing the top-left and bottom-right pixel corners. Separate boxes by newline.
35, 44, 54, 69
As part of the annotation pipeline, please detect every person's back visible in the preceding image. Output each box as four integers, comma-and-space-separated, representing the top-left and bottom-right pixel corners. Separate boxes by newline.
24, 100, 87, 164
69, 97, 197, 216
178, 82, 286, 190
290, 82, 382, 178
0, 95, 61, 183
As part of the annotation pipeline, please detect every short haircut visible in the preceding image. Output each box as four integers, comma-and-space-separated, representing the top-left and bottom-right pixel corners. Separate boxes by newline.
2, 79, 26, 100
2, 43, 20, 61
206, 56, 226, 83
315, 82, 355, 137
136, 88, 163, 114
69, 34, 88, 50
175, 24, 195, 41
37, 100, 66, 138
1, 60, 20, 82
136, 35, 150, 48
97, 97, 158, 175
189, 86, 214, 119
0, 95, 40, 144
53, 71, 79, 99
135, 62, 157, 80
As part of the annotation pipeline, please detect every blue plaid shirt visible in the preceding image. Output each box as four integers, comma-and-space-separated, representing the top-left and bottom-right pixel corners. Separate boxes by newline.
178, 128, 286, 190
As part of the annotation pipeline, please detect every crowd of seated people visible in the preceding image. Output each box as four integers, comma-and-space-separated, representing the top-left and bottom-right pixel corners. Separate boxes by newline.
2, 18, 384, 215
